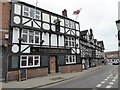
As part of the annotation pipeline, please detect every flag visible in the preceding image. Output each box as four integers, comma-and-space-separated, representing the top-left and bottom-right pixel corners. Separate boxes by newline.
73, 8, 82, 15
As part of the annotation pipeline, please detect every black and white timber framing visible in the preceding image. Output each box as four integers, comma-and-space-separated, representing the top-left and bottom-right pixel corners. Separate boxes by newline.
8, 1, 81, 73
5, 1, 105, 81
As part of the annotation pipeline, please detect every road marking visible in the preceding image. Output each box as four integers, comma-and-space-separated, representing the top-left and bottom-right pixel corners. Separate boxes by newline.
101, 81, 105, 84
106, 85, 112, 88
112, 79, 116, 82
109, 82, 114, 85
107, 77, 110, 79
104, 79, 108, 81
96, 84, 102, 87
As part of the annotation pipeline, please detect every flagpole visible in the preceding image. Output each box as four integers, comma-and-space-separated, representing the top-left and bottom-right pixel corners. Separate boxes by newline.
75, 14, 79, 21
32, 0, 38, 21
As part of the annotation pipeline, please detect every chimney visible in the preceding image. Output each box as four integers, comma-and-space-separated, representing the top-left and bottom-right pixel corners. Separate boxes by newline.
62, 9, 67, 17
90, 28, 93, 35
89, 28, 93, 40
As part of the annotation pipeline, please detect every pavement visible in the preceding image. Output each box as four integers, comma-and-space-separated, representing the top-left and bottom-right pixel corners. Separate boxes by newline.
1, 65, 105, 89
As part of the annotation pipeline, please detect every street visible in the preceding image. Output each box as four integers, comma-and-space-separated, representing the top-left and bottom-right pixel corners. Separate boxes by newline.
41, 64, 118, 89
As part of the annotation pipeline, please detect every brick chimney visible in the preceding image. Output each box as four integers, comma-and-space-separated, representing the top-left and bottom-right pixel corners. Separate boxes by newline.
62, 9, 67, 17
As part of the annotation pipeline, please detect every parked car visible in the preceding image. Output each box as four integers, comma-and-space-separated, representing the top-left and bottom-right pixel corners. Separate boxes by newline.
112, 59, 119, 65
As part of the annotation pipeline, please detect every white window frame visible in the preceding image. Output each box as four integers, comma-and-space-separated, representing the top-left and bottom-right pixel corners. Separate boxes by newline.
21, 29, 40, 44
20, 55, 40, 68
65, 19, 75, 29
66, 55, 76, 64
65, 36, 75, 47
23, 6, 41, 20
23, 6, 30, 17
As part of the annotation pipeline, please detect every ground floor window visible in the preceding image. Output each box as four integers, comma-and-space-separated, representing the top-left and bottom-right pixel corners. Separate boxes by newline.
66, 55, 76, 64
20, 55, 40, 68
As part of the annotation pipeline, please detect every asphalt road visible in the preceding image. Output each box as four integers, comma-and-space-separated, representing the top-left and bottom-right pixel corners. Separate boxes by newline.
41, 64, 119, 89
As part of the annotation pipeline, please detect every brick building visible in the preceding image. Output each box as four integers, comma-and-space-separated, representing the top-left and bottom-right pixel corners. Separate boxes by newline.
105, 51, 119, 59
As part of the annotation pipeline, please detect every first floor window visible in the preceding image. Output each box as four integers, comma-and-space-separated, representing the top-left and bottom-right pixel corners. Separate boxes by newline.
65, 36, 75, 47
66, 55, 76, 64
20, 55, 40, 68
21, 29, 40, 44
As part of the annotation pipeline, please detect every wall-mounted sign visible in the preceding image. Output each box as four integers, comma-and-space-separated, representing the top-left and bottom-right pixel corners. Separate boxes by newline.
31, 47, 71, 54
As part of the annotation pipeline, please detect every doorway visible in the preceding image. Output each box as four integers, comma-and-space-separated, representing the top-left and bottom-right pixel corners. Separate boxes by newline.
49, 56, 56, 73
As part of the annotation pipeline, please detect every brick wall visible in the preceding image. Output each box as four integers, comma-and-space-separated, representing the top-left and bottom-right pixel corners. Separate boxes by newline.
8, 71, 19, 81
7, 68, 48, 81
27, 68, 48, 79
59, 64, 82, 73
0, 1, 10, 30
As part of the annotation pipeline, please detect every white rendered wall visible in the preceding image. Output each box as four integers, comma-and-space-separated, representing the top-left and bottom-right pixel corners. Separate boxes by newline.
12, 27, 19, 43
51, 34, 57, 46
14, 4, 21, 15
42, 33, 49, 45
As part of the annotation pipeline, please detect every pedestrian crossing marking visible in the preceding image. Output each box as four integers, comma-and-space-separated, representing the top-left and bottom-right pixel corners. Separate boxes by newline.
96, 84, 102, 87
109, 82, 114, 85
106, 85, 112, 88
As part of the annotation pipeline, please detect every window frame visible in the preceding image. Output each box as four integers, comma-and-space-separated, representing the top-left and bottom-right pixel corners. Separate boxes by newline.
66, 55, 76, 64
21, 29, 40, 44
20, 55, 40, 68
23, 6, 41, 20
65, 36, 75, 47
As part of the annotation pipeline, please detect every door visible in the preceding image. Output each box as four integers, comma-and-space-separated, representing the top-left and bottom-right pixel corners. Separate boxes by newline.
49, 56, 56, 73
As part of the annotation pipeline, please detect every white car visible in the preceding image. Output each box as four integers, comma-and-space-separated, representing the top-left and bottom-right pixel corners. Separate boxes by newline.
112, 59, 119, 65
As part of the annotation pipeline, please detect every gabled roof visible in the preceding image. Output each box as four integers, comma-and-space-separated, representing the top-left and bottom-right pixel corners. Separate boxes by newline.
97, 41, 105, 50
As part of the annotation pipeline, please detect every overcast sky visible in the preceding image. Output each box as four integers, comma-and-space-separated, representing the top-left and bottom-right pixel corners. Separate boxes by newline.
20, 0, 119, 52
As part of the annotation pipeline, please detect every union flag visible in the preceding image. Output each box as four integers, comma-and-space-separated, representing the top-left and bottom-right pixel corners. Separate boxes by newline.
73, 8, 82, 15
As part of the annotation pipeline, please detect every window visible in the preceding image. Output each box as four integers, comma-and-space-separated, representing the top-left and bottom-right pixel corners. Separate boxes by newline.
23, 6, 41, 20
65, 19, 75, 29
11, 56, 18, 68
21, 29, 40, 44
65, 36, 75, 47
23, 6, 29, 17
20, 55, 40, 68
66, 55, 76, 64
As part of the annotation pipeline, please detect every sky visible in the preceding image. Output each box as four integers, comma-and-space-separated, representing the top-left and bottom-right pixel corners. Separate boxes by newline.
19, 0, 119, 52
